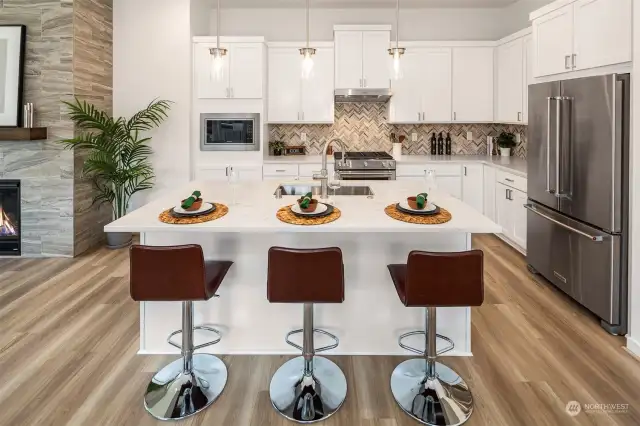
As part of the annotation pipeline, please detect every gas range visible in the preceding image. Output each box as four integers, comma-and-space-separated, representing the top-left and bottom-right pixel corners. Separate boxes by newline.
334, 151, 396, 180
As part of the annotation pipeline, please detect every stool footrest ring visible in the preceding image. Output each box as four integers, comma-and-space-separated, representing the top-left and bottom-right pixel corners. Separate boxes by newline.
398, 330, 455, 356
285, 328, 339, 353
167, 326, 222, 351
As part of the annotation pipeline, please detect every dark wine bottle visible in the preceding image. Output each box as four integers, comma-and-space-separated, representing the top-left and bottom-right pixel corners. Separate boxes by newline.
437, 132, 444, 155
445, 132, 452, 155
430, 133, 437, 155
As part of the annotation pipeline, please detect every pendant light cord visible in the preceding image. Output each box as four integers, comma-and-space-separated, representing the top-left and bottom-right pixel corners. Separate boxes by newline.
217, 0, 221, 50
396, 0, 400, 50
306, 0, 310, 49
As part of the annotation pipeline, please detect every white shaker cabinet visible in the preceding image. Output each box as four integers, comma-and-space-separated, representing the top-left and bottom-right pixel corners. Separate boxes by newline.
511, 188, 528, 249
387, 49, 425, 123
452, 48, 494, 123
572, 0, 632, 71
462, 164, 483, 213
335, 28, 390, 90
494, 176, 527, 253
523, 35, 533, 124
268, 45, 334, 123
497, 37, 524, 124
196, 164, 262, 182
194, 41, 263, 99
532, 4, 574, 77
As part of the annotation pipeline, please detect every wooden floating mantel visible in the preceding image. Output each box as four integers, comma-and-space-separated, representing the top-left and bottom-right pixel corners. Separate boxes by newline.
0, 127, 47, 141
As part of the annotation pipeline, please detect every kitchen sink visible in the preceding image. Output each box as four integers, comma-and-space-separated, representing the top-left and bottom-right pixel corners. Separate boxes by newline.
275, 184, 374, 197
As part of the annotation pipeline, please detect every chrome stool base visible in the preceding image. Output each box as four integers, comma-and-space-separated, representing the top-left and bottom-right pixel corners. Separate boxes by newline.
144, 354, 228, 421
269, 356, 347, 423
390, 358, 473, 426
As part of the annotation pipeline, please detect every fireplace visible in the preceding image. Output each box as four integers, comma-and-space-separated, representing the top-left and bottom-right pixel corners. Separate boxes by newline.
0, 180, 20, 255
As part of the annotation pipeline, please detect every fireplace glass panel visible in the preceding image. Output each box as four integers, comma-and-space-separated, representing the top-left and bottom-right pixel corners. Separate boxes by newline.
0, 180, 20, 255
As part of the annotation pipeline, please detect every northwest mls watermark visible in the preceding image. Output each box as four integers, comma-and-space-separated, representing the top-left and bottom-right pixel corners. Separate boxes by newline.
565, 401, 630, 416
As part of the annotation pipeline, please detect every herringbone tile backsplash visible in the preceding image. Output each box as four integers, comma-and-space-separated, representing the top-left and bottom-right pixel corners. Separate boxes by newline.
269, 103, 527, 158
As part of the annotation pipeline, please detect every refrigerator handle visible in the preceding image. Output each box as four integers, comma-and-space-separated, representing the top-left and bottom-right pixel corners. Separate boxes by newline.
524, 204, 603, 242
555, 98, 561, 197
546, 97, 552, 194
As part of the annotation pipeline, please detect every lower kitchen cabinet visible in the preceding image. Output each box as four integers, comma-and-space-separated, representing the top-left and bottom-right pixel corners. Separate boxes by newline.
483, 165, 496, 221
438, 176, 462, 200
462, 164, 483, 212
495, 180, 527, 252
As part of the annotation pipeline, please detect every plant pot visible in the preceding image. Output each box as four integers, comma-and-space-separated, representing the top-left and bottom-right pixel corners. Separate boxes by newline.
297, 198, 318, 213
273, 148, 283, 156
500, 147, 511, 157
407, 196, 426, 210
106, 232, 133, 249
182, 198, 203, 211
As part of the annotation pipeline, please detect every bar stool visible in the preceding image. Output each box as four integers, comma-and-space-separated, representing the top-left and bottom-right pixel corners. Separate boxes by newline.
130, 244, 233, 421
267, 247, 347, 423
387, 250, 484, 426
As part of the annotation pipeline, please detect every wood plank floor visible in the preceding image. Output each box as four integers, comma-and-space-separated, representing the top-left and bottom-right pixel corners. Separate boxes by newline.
0, 234, 638, 426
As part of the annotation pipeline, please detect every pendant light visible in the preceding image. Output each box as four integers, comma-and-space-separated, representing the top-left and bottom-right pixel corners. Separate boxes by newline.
210, 0, 228, 82
388, 0, 405, 80
300, 0, 316, 80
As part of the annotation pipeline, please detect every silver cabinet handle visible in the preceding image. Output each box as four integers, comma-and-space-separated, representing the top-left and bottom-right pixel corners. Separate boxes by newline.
302, 111, 305, 120
453, 112, 457, 121
275, 169, 286, 172
225, 166, 229, 177
572, 53, 577, 69
517, 112, 522, 122
505, 178, 514, 183
422, 112, 425, 121
524, 204, 604, 242
225, 88, 229, 98
505, 188, 509, 200
230, 87, 234, 98
565, 55, 571, 70
359, 78, 362, 87
418, 112, 421, 121
463, 166, 467, 176
363, 78, 367, 87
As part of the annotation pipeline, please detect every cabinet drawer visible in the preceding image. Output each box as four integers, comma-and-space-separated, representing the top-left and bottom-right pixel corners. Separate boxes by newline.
397, 163, 461, 177
496, 170, 527, 192
263, 163, 299, 176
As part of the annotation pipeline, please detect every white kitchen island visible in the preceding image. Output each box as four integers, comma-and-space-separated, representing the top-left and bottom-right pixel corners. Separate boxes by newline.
105, 180, 500, 357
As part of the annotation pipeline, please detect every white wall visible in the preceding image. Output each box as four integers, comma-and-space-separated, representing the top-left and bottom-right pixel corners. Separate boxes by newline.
114, 0, 193, 208
499, 0, 553, 36
210, 8, 506, 41
627, 0, 640, 357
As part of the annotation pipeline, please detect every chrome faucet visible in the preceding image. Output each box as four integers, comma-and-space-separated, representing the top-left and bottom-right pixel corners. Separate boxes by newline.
313, 138, 347, 199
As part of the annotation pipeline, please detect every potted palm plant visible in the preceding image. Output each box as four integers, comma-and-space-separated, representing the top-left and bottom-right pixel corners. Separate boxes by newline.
496, 132, 517, 157
59, 98, 171, 249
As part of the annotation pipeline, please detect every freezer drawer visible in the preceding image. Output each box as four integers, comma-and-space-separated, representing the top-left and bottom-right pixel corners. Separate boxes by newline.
525, 202, 622, 325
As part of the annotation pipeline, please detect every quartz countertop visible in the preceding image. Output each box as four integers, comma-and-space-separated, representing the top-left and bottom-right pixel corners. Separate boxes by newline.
264, 155, 527, 177
105, 180, 501, 234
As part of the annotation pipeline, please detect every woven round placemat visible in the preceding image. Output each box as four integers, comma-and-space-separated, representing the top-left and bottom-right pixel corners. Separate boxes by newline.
384, 204, 452, 225
158, 203, 229, 224
277, 205, 341, 226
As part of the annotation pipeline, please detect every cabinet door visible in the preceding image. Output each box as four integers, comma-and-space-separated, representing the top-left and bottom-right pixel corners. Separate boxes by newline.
438, 176, 462, 200
196, 165, 229, 181
302, 47, 335, 123
232, 165, 263, 182
483, 165, 496, 221
229, 44, 263, 99
335, 31, 363, 89
388, 49, 426, 123
268, 48, 302, 123
532, 4, 574, 77
194, 43, 230, 99
497, 38, 523, 123
462, 164, 483, 213
523, 35, 533, 124
511, 189, 528, 250
452, 48, 493, 122
495, 182, 512, 237
362, 31, 391, 89
422, 48, 452, 122
573, 0, 632, 71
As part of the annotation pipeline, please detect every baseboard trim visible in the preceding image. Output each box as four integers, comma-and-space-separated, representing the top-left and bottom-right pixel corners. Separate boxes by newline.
494, 233, 526, 255
626, 335, 640, 358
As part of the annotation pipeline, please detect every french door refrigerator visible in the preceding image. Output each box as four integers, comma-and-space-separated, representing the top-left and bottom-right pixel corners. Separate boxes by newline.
526, 73, 629, 335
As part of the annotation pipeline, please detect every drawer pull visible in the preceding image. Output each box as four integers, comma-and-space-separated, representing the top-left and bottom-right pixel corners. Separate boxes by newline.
275, 169, 286, 172
505, 178, 514, 183
524, 204, 604, 242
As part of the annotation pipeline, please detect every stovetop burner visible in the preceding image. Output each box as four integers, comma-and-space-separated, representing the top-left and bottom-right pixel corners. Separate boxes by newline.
335, 151, 394, 160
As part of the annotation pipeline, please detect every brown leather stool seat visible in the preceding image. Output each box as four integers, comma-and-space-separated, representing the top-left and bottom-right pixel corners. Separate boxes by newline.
266, 247, 347, 423
130, 244, 233, 421
387, 250, 484, 426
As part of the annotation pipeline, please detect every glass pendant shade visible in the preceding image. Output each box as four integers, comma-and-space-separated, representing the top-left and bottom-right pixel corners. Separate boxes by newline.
389, 47, 405, 81
300, 47, 316, 80
210, 48, 227, 82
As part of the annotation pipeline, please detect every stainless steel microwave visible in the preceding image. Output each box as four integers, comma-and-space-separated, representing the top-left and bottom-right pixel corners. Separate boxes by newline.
200, 113, 260, 151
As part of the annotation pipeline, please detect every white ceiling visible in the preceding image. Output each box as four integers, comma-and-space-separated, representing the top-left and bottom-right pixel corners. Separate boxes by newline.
219, 0, 518, 8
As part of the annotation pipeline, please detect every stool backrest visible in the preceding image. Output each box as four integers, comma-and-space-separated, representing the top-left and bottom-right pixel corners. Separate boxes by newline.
130, 244, 207, 301
267, 247, 344, 303
405, 250, 484, 307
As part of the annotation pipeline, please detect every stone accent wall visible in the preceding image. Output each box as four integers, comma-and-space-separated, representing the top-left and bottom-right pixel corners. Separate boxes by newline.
0, 0, 112, 257
270, 103, 528, 158
73, 0, 112, 256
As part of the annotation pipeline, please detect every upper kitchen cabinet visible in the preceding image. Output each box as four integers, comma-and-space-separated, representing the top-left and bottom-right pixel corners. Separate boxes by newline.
531, 0, 631, 77
334, 26, 391, 89
388, 47, 451, 123
268, 44, 334, 123
452, 47, 494, 122
496, 34, 525, 124
193, 37, 264, 99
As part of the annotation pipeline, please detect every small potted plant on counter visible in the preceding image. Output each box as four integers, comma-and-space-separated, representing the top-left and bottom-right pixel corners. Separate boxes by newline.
497, 132, 516, 157
270, 140, 285, 156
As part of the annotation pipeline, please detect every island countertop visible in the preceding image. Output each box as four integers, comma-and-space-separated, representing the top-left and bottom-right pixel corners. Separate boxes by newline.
104, 180, 501, 234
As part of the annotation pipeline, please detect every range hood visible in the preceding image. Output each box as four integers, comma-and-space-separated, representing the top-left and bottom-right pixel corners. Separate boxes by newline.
334, 88, 392, 103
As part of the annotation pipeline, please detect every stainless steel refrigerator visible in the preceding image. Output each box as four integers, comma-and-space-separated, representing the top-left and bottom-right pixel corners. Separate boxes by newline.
526, 73, 629, 335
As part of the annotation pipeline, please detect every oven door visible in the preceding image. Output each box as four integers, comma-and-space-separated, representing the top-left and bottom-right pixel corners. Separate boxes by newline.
338, 170, 396, 180
200, 113, 260, 151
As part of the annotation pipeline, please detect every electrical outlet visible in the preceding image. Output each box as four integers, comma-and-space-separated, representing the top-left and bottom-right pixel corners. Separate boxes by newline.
411, 132, 417, 142
516, 134, 521, 143
466, 131, 473, 141
301, 132, 307, 142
